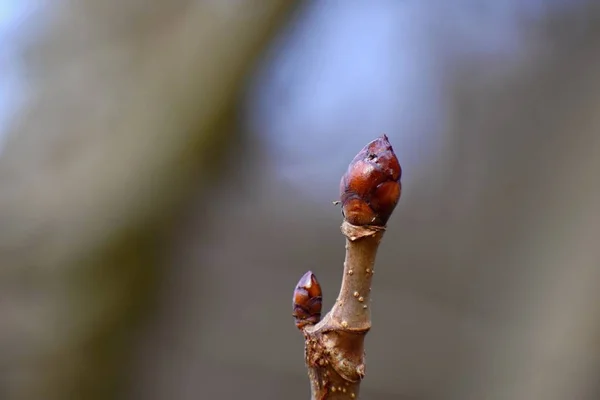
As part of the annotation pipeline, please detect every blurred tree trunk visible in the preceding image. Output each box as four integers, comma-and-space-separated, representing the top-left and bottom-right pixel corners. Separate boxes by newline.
0, 1, 295, 399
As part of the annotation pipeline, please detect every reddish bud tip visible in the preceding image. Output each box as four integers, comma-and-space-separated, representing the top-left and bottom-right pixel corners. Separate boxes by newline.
340, 134, 402, 226
292, 271, 323, 330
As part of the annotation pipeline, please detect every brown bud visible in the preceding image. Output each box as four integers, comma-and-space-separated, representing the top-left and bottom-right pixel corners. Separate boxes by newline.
292, 271, 323, 330
340, 134, 402, 226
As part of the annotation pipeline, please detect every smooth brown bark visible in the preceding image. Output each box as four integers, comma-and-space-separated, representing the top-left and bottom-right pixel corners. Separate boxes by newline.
303, 222, 384, 399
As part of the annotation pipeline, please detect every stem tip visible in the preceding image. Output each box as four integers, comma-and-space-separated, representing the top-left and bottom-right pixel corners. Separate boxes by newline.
340, 134, 402, 226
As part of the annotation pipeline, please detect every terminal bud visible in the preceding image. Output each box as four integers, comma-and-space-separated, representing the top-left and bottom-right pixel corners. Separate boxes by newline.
340, 134, 402, 226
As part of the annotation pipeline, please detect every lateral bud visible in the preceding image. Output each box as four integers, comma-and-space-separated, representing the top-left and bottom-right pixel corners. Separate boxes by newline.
339, 134, 402, 226
292, 271, 323, 330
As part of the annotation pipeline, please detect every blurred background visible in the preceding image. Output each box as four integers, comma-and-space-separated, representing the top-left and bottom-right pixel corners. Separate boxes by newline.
1, 1, 600, 399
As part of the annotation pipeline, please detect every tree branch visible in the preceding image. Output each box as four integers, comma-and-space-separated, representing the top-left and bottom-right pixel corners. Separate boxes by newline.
292, 135, 402, 399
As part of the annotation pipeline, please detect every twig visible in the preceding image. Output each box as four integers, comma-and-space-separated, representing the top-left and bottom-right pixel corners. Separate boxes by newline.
292, 135, 402, 399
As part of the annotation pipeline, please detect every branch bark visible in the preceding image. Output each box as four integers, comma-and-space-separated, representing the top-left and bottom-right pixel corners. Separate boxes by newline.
293, 135, 402, 399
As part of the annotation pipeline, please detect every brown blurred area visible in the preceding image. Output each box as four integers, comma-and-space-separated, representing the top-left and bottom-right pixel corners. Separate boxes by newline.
1, 1, 600, 399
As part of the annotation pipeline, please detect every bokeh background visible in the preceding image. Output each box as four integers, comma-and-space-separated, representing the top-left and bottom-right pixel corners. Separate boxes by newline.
1, 1, 600, 399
